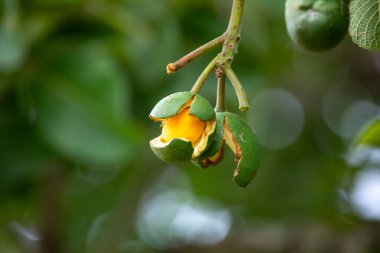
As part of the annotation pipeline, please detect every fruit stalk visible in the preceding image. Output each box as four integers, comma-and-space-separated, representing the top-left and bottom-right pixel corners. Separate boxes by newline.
225, 65, 249, 111
217, 0, 249, 111
190, 56, 218, 94
215, 74, 226, 112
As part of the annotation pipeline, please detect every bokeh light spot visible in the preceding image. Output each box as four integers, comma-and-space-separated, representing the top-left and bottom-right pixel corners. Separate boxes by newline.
247, 89, 304, 149
350, 168, 380, 220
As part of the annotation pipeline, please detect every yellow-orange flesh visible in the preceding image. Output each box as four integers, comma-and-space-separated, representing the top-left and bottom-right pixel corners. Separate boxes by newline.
161, 108, 205, 144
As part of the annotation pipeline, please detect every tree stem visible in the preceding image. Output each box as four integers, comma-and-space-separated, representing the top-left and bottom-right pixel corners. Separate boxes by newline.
167, 34, 225, 74
218, 0, 244, 68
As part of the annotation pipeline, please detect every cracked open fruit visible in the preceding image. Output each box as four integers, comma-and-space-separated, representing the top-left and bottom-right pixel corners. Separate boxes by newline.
194, 112, 260, 188
193, 112, 225, 168
149, 92, 216, 163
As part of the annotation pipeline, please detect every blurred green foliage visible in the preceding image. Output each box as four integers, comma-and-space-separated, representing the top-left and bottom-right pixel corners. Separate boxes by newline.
355, 119, 380, 146
1, 0, 380, 253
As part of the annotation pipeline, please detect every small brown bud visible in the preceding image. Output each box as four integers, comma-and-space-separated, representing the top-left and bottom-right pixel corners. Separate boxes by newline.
166, 63, 177, 74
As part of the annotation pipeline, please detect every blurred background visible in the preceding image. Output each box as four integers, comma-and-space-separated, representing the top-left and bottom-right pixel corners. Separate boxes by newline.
1, 0, 380, 252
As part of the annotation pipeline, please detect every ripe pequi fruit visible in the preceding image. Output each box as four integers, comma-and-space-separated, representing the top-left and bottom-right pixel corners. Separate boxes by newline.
285, 0, 349, 52
149, 91, 216, 163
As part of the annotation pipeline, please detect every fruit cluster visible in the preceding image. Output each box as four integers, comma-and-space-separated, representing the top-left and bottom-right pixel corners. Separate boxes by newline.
149, 92, 260, 188
148, 0, 260, 188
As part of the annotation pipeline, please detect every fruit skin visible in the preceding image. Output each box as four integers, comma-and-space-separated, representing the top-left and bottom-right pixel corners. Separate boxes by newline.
150, 138, 194, 163
149, 91, 214, 121
193, 112, 225, 168
193, 112, 260, 188
285, 0, 349, 52
149, 91, 216, 163
223, 112, 260, 188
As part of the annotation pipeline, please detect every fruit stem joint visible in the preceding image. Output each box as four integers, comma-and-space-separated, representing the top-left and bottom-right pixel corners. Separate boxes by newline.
217, 0, 244, 69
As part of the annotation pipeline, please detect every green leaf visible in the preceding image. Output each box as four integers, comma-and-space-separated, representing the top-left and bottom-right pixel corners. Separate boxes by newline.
355, 118, 380, 146
349, 0, 380, 51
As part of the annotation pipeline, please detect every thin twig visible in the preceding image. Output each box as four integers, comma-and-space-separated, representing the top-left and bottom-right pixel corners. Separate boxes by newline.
167, 34, 225, 74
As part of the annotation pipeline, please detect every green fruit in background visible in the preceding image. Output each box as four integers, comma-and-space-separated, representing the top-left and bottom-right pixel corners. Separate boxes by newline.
149, 92, 216, 163
285, 0, 349, 52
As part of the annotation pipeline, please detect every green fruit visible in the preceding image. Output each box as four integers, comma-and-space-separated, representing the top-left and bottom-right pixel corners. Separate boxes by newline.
223, 112, 260, 188
285, 0, 349, 52
149, 92, 216, 163
193, 112, 260, 188
150, 138, 194, 163
150, 91, 215, 121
